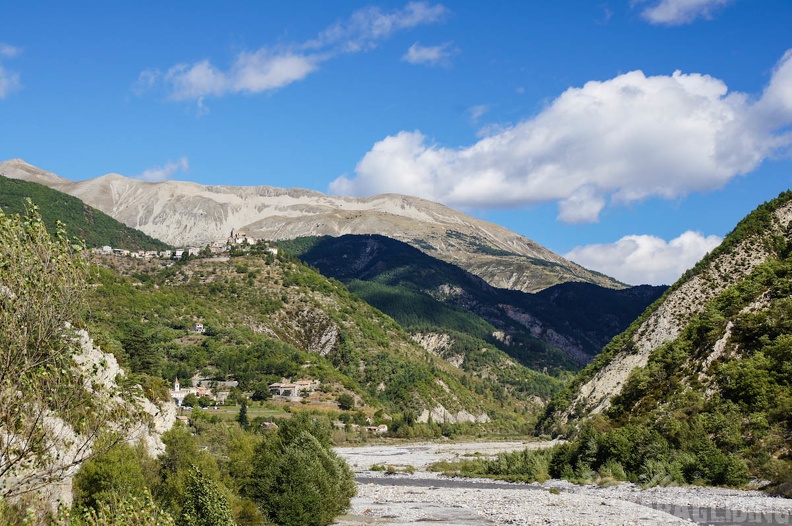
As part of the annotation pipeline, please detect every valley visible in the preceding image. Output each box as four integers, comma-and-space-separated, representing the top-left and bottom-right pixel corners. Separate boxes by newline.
1, 161, 791, 525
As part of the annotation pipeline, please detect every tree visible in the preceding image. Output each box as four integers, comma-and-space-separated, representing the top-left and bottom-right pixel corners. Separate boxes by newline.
246, 428, 355, 526
154, 424, 224, 518
182, 394, 199, 409
0, 203, 127, 499
236, 399, 249, 429
337, 393, 355, 411
72, 440, 151, 511
64, 490, 176, 526
178, 467, 236, 526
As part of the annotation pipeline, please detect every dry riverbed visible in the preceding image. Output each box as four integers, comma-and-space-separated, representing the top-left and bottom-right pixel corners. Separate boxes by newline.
333, 441, 792, 526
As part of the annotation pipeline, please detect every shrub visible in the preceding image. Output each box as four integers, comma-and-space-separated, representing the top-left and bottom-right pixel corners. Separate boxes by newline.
73, 440, 151, 511
179, 467, 236, 526
246, 414, 355, 526
337, 393, 355, 411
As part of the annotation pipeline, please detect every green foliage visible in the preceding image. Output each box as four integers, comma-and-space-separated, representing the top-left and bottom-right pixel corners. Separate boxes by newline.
182, 394, 199, 408
540, 237, 792, 489
0, 176, 170, 250
178, 468, 236, 526
65, 490, 176, 526
236, 399, 249, 428
482, 448, 552, 482
73, 440, 153, 511
0, 203, 139, 498
245, 415, 355, 526
84, 251, 534, 427
336, 393, 355, 411
154, 424, 228, 518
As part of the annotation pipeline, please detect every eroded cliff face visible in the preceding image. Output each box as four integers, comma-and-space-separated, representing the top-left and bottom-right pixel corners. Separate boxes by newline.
6, 328, 175, 510
0, 158, 622, 294
555, 199, 792, 425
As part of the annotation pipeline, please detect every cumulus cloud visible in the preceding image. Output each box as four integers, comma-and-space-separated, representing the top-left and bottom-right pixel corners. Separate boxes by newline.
133, 157, 189, 183
565, 231, 722, 285
0, 43, 21, 99
331, 50, 792, 223
402, 42, 454, 66
140, 2, 447, 105
640, 0, 733, 25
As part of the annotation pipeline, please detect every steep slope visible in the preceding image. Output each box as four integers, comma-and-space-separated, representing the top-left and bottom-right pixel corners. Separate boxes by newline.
545, 192, 792, 428
0, 175, 170, 251
528, 192, 792, 490
0, 158, 622, 293
86, 248, 550, 426
280, 234, 664, 371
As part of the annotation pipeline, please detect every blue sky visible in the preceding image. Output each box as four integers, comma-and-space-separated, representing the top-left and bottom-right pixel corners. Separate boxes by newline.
2, 0, 792, 285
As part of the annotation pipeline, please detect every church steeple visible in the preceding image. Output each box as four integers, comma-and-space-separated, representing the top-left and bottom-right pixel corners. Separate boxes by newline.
174, 377, 180, 391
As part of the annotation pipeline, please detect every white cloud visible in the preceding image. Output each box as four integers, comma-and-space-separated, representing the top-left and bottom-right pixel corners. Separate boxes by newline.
141, 2, 447, 105
309, 2, 449, 52
0, 43, 21, 99
331, 50, 792, 223
640, 0, 733, 25
0, 44, 20, 58
159, 52, 319, 102
402, 42, 454, 66
133, 157, 189, 183
565, 231, 722, 285
468, 104, 489, 124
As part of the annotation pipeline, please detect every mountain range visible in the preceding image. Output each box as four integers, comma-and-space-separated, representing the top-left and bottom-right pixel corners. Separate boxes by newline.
0, 158, 620, 294
0, 158, 664, 374
280, 234, 664, 369
3, 156, 791, 495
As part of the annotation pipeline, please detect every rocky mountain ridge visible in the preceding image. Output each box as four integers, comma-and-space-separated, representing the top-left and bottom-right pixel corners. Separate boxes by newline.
0, 158, 621, 293
546, 191, 792, 427
281, 234, 665, 370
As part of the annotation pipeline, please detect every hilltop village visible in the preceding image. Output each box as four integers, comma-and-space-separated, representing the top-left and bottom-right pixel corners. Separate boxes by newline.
92, 229, 279, 260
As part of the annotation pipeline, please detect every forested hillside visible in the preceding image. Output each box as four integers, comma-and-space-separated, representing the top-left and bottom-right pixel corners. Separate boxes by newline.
280, 234, 664, 373
0, 175, 170, 250
86, 247, 559, 429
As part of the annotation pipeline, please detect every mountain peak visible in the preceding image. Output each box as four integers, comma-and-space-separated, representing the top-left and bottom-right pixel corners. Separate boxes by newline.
0, 158, 71, 186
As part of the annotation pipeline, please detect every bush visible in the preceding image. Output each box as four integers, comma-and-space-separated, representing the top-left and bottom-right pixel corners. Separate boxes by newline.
336, 393, 355, 411
73, 440, 151, 511
246, 416, 355, 526
179, 467, 236, 526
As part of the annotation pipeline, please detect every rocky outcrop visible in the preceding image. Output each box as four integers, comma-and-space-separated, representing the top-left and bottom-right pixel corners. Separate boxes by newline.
0, 158, 622, 293
5, 328, 175, 510
556, 197, 792, 424
411, 332, 453, 356
287, 308, 340, 356
416, 404, 491, 424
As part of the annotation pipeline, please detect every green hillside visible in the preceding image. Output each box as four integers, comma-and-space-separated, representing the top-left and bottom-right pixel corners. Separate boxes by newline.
0, 175, 170, 250
451, 192, 792, 494
86, 248, 553, 434
279, 235, 664, 375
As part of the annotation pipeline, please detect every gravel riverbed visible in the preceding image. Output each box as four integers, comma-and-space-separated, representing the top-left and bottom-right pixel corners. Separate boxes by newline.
333, 441, 792, 526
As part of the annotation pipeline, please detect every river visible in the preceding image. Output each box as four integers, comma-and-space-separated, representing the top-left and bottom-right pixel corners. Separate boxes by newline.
334, 441, 792, 526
